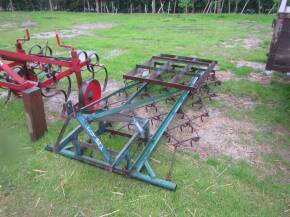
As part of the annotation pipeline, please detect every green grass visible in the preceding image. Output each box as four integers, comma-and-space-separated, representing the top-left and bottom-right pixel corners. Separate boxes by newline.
0, 12, 290, 217
232, 66, 253, 76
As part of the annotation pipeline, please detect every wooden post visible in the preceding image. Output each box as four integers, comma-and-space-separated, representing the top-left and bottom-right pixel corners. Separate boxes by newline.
22, 86, 47, 141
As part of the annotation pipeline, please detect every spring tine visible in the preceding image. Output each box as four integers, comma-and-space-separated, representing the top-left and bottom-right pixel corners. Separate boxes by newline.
148, 103, 158, 113
4, 89, 12, 104
145, 105, 149, 112
124, 91, 129, 98
188, 123, 194, 133
190, 139, 194, 147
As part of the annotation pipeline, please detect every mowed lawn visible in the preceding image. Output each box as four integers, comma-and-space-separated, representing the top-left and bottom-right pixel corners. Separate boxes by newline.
0, 12, 289, 217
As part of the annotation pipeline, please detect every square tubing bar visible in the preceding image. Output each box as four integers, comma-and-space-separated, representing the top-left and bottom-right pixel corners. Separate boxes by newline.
76, 113, 112, 162
83, 89, 181, 122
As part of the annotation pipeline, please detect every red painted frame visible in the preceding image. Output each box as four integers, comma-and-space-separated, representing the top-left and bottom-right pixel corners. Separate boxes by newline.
0, 30, 92, 93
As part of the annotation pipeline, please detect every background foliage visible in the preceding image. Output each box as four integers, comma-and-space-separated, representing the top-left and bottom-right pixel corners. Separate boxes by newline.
0, 0, 282, 14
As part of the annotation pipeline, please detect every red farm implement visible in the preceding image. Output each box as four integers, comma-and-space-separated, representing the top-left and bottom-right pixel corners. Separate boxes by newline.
0, 29, 107, 107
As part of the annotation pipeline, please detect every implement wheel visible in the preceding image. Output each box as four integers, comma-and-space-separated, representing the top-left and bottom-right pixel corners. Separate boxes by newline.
79, 79, 102, 112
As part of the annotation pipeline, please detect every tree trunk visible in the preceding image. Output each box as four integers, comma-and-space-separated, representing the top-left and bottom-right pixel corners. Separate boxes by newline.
167, 0, 171, 14
130, 1, 133, 13
111, 1, 114, 13
96, 0, 99, 12
173, 0, 177, 13
152, 0, 156, 13
49, 0, 53, 11
228, 0, 231, 13
192, 0, 195, 13
268, 2, 277, 15
235, 0, 239, 13
241, 0, 249, 14
221, 0, 225, 13
203, 0, 210, 14
87, 0, 91, 12
207, 1, 213, 13
9, 0, 14, 11
105, 4, 109, 13
217, 0, 222, 13
158, 0, 165, 13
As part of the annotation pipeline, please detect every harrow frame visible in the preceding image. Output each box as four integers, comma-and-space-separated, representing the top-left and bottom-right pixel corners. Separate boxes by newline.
46, 55, 218, 190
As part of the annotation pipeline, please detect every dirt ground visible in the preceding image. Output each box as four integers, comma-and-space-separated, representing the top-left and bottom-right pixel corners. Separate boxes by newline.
233, 60, 266, 70
0, 68, 287, 165
220, 35, 261, 49
32, 22, 114, 39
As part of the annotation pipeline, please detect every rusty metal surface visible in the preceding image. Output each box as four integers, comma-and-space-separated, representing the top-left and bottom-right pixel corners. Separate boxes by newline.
266, 0, 290, 72
123, 54, 217, 91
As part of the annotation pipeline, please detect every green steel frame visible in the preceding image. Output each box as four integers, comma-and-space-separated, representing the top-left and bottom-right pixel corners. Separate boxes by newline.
46, 55, 217, 190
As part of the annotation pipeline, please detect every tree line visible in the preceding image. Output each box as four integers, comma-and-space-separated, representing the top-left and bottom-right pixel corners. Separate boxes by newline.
0, 0, 281, 14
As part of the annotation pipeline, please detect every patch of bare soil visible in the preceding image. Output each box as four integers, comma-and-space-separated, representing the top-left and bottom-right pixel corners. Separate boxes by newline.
21, 19, 36, 27
43, 91, 78, 122
234, 60, 266, 71
32, 22, 114, 39
247, 72, 271, 85
0, 91, 8, 98
215, 70, 236, 81
220, 42, 236, 48
129, 93, 260, 162
44, 17, 58, 20
76, 22, 114, 30
33, 30, 84, 39
0, 23, 15, 29
217, 93, 257, 109
186, 109, 259, 161
243, 36, 261, 49
238, 20, 256, 24
104, 49, 125, 60
43, 80, 122, 122
102, 79, 123, 94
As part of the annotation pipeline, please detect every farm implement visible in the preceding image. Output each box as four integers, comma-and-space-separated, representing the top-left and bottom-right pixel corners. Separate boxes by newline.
0, 29, 220, 189
266, 0, 290, 73
46, 54, 219, 190
0, 29, 108, 105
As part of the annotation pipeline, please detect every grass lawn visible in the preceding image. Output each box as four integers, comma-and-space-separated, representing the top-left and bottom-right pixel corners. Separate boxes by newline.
0, 12, 289, 217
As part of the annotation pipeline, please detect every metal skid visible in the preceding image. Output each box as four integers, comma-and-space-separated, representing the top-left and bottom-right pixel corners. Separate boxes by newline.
46, 54, 218, 190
